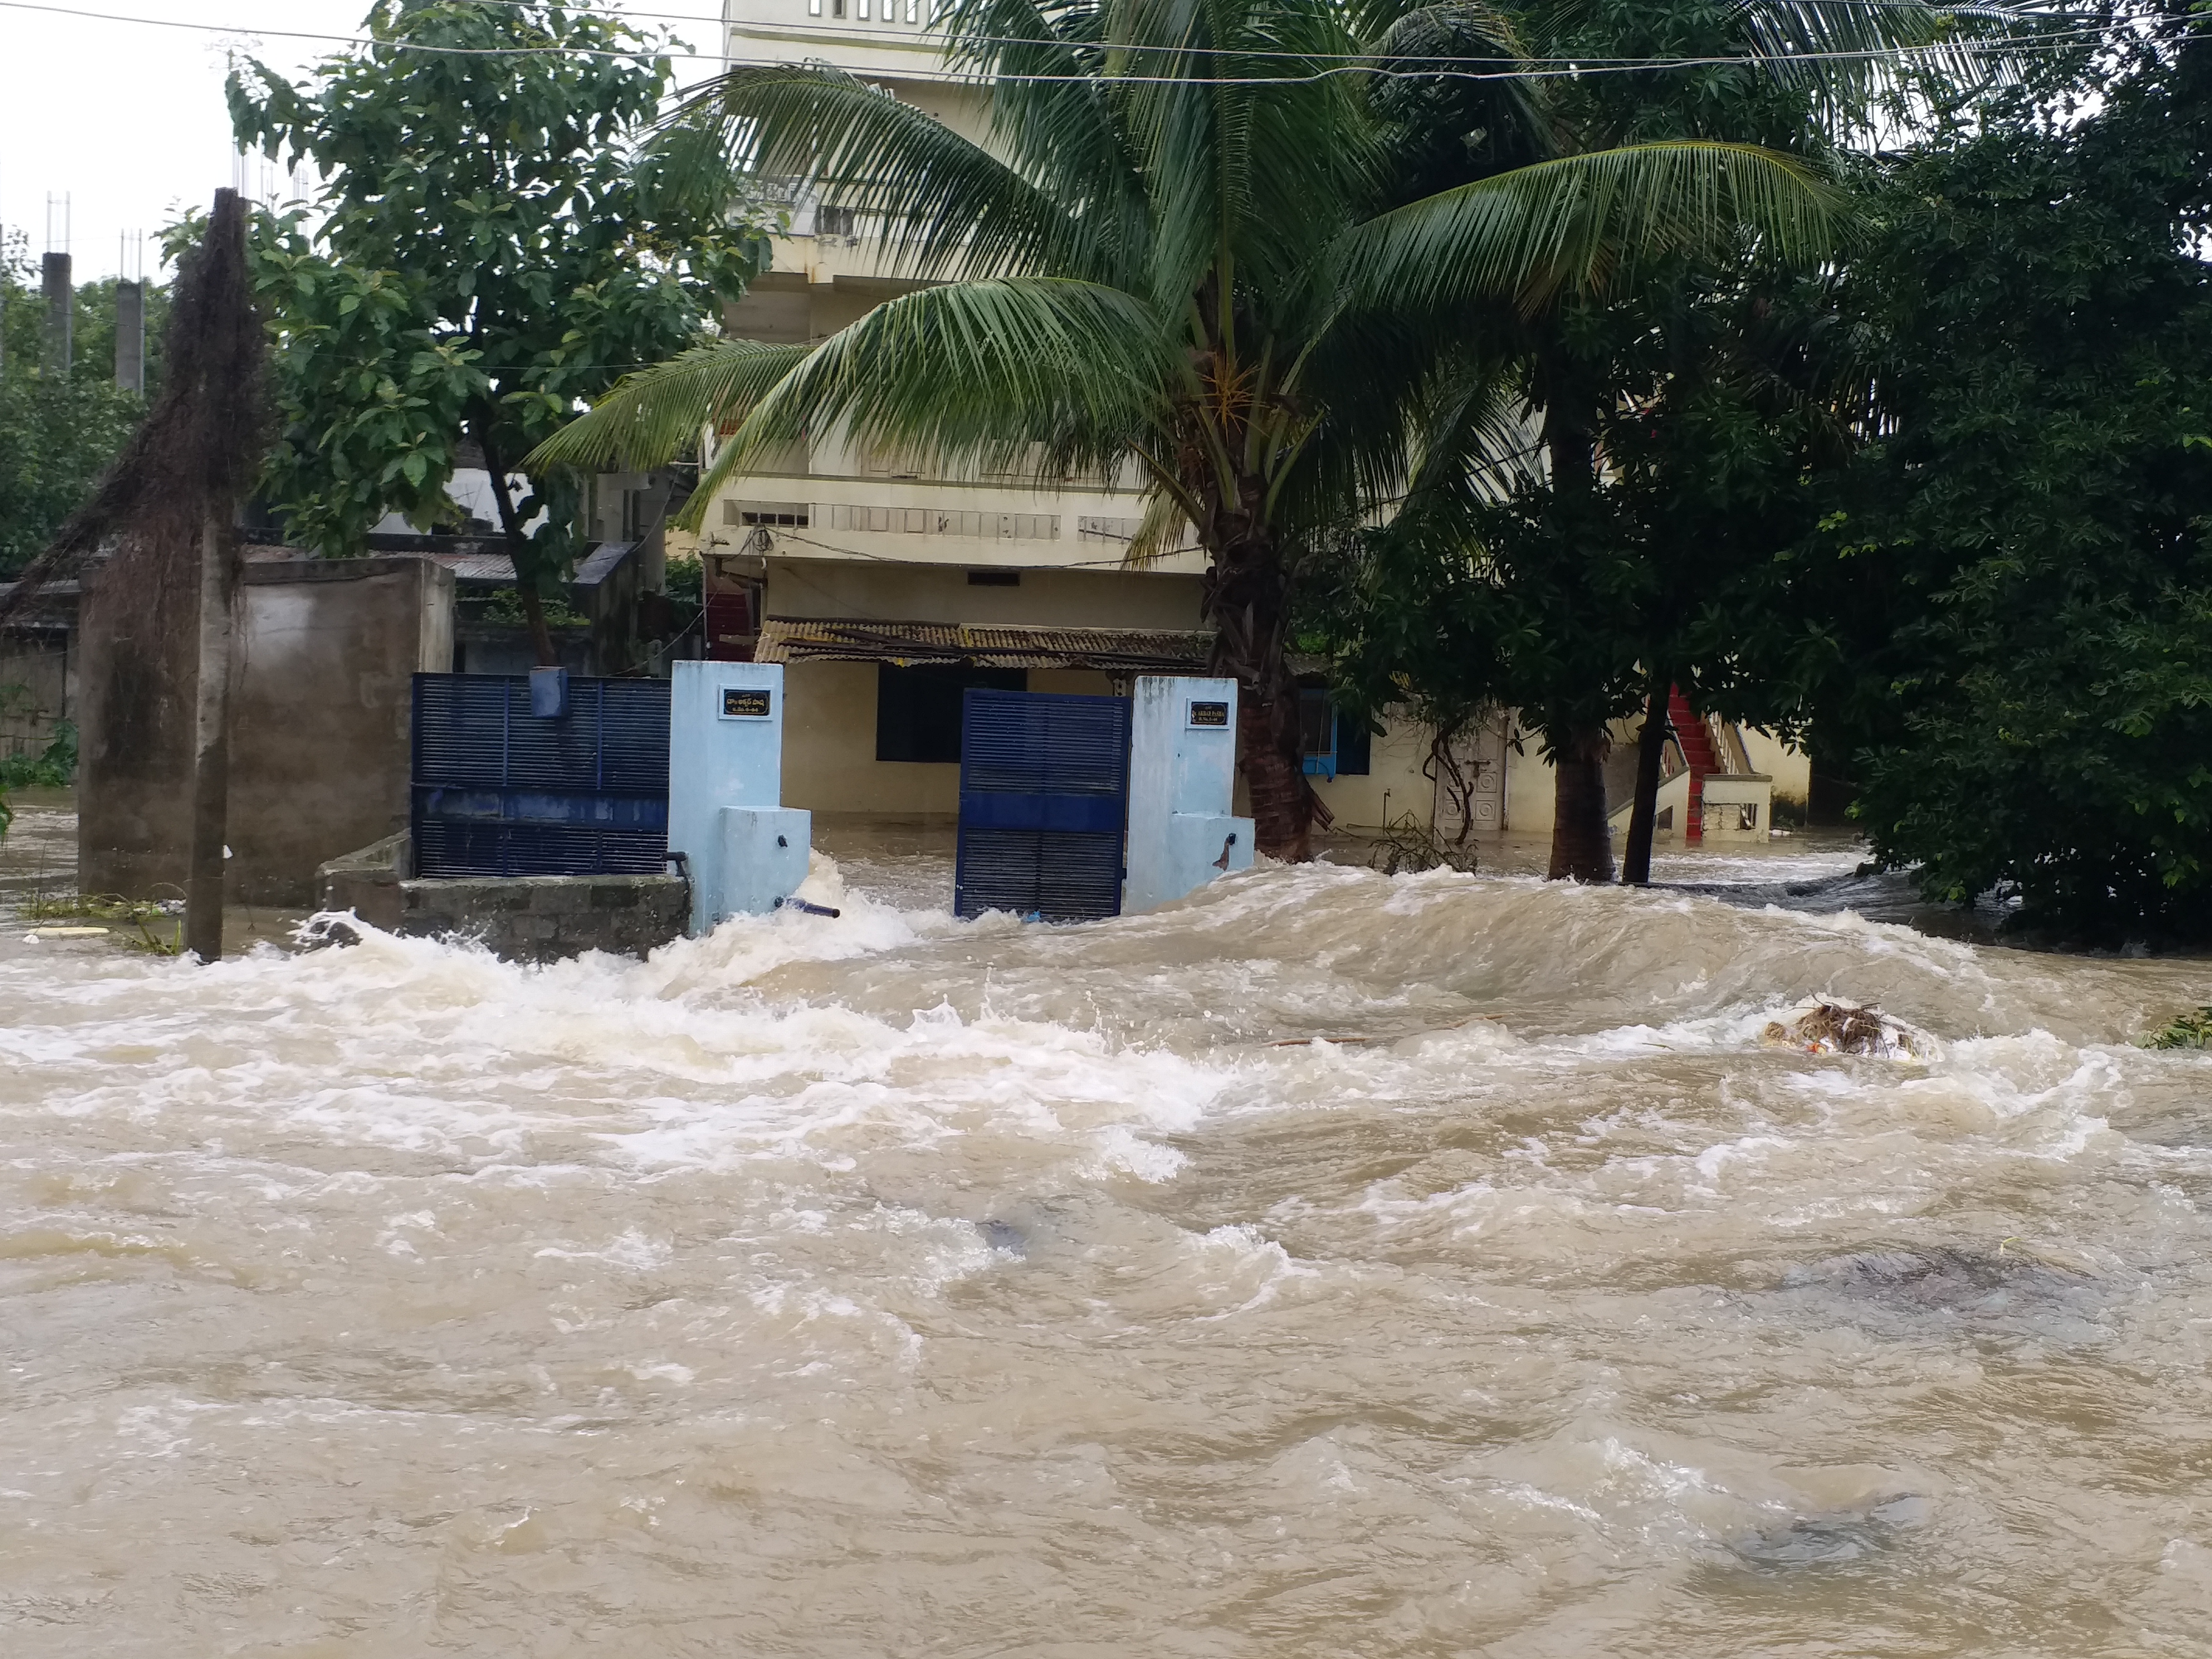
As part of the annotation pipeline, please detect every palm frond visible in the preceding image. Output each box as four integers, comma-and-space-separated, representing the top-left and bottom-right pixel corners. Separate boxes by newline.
930, 0, 1154, 272
1333, 141, 1846, 316
1357, 0, 1529, 57
1120, 484, 1192, 568
1732, 0, 2050, 109
666, 62, 1110, 285
524, 339, 814, 473
682, 276, 1174, 520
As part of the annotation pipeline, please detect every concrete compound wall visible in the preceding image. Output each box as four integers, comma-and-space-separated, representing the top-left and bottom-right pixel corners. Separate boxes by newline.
0, 625, 72, 763
79, 553, 455, 906
228, 556, 454, 905
76, 540, 206, 901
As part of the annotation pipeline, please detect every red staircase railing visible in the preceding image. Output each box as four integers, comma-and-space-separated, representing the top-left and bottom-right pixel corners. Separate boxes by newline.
1668, 686, 1716, 843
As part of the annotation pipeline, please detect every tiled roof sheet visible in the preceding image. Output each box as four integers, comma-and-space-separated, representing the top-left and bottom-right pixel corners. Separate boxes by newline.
756, 616, 1213, 671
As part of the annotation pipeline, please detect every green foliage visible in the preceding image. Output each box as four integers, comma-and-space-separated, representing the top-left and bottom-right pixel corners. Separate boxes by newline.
225, 0, 769, 601
0, 231, 167, 577
1794, 22, 2212, 939
1313, 0, 1871, 778
0, 702, 78, 841
0, 717, 78, 789
2147, 1007, 2212, 1050
482, 585, 588, 630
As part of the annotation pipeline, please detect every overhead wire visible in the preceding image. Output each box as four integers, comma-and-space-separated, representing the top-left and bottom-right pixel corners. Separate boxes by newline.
0, 0, 2155, 85
168, 0, 2136, 59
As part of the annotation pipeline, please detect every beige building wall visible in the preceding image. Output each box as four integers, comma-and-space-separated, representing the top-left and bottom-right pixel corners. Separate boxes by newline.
1741, 727, 1812, 812
784, 660, 1118, 814
1307, 713, 1434, 831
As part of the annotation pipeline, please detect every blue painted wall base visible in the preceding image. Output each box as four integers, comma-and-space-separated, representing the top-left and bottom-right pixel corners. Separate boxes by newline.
668, 661, 811, 934
1124, 676, 1255, 914
718, 806, 811, 919
1166, 811, 1253, 890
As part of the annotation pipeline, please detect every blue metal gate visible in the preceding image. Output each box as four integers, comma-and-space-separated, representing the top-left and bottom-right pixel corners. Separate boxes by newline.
411, 673, 671, 878
954, 688, 1131, 921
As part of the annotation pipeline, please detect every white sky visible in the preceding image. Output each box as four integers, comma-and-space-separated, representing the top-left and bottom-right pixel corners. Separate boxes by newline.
0, 0, 732, 280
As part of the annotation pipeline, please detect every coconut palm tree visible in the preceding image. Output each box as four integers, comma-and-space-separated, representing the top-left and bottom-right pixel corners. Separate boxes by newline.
532, 0, 1839, 858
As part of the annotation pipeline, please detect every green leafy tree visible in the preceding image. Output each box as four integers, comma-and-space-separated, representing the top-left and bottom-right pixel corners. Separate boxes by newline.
531, 0, 1837, 856
1782, 12, 2212, 939
1322, 0, 2014, 880
228, 0, 769, 662
0, 235, 168, 577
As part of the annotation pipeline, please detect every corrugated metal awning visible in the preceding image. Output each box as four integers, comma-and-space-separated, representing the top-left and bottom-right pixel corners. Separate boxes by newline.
427, 552, 518, 583
756, 616, 1213, 672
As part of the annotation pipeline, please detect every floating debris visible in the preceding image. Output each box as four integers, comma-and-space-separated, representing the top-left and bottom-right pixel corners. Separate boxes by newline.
1775, 1245, 2107, 1341
1761, 998, 1922, 1059
294, 914, 364, 951
1730, 1494, 1929, 1569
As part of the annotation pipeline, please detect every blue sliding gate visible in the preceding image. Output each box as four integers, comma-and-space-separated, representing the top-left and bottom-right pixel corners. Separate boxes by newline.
410, 673, 672, 878
954, 688, 1132, 922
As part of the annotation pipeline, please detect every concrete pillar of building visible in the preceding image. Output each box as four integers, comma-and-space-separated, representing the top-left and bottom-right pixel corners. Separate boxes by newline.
115, 279, 144, 393
41, 252, 72, 378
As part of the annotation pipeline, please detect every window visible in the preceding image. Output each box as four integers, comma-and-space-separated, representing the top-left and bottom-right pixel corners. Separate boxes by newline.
723, 500, 809, 528
857, 0, 869, 17
817, 204, 857, 237
825, 503, 1059, 539
1298, 690, 1370, 777
620, 487, 653, 542
831, 0, 845, 16
1335, 706, 1372, 776
877, 664, 1027, 762
809, 0, 821, 13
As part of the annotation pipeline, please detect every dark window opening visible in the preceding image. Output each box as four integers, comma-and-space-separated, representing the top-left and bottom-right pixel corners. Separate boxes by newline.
817, 204, 857, 236
1334, 706, 1372, 776
966, 569, 1021, 586
1298, 689, 1334, 758
876, 663, 1027, 762
1298, 688, 1372, 777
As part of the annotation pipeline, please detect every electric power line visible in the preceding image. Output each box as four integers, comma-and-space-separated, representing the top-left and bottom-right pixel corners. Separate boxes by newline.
0, 0, 2155, 86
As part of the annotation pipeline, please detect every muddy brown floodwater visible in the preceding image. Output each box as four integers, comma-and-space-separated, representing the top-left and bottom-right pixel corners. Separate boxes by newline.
4, 796, 2212, 1656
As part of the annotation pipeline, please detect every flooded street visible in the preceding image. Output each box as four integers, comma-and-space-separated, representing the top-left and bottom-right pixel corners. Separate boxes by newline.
4, 798, 2212, 1656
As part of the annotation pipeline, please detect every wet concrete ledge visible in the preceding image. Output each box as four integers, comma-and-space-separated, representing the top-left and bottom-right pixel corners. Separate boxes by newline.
317, 833, 687, 963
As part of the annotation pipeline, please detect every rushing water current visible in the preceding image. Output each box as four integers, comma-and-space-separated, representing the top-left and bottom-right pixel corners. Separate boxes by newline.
5, 803, 2212, 1656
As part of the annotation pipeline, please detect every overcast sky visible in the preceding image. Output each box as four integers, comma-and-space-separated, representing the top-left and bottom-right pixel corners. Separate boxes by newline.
0, 0, 730, 280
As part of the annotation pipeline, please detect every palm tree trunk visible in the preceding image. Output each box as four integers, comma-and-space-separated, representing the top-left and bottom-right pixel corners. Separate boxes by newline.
1548, 725, 1615, 882
1620, 673, 1670, 885
1203, 521, 1312, 861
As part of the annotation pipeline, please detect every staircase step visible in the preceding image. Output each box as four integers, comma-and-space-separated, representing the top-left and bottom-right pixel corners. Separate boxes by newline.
1668, 686, 1711, 844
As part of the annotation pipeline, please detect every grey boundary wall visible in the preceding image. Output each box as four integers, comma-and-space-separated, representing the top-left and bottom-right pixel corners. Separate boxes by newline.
317, 831, 688, 964
79, 552, 457, 906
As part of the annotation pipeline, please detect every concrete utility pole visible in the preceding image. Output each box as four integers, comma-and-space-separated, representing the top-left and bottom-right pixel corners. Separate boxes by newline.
41, 251, 72, 377
115, 280, 144, 393
184, 502, 236, 963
